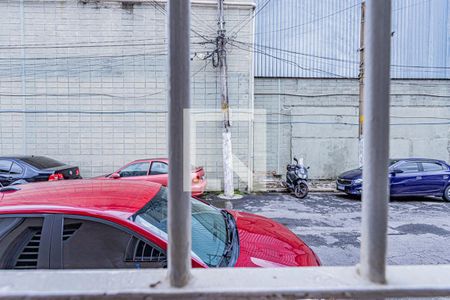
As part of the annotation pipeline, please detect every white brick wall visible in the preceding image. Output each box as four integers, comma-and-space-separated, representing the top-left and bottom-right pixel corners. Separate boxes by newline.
0, 0, 255, 191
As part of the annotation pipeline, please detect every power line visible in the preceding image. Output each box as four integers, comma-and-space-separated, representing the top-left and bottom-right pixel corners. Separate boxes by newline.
0, 51, 168, 64
232, 39, 450, 71
237, 0, 427, 39
0, 49, 214, 79
0, 41, 167, 50
0, 37, 166, 48
238, 1, 361, 38
0, 48, 212, 62
0, 37, 209, 51
0, 58, 211, 98
232, 39, 358, 64
229, 0, 272, 38
393, 0, 429, 12
255, 92, 450, 99
0, 92, 164, 99
228, 40, 348, 78
391, 64, 450, 70
255, 112, 450, 121
259, 120, 450, 126
144, 0, 213, 43
0, 54, 152, 79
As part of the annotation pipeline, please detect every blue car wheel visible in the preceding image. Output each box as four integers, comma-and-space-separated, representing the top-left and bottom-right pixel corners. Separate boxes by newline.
444, 185, 450, 202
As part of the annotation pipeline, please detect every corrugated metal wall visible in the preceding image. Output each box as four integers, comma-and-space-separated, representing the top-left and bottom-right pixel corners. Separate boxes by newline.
252, 0, 449, 79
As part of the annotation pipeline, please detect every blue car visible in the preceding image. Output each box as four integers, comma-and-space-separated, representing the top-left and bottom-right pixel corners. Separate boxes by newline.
336, 158, 450, 201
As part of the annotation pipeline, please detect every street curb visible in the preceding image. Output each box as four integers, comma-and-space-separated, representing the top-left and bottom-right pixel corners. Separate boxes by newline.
261, 188, 338, 193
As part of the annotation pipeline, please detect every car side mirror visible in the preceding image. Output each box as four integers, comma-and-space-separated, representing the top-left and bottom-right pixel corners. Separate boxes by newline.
111, 172, 121, 179
307, 166, 310, 170
390, 169, 403, 176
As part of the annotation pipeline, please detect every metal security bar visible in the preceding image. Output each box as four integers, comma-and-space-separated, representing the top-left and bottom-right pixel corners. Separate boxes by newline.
0, 0, 449, 299
360, 0, 391, 284
167, 0, 192, 288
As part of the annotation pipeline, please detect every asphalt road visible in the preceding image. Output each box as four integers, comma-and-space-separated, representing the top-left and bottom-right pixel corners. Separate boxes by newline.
208, 192, 450, 266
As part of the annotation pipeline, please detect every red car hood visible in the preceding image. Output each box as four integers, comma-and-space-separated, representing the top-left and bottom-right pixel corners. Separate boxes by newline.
228, 210, 320, 267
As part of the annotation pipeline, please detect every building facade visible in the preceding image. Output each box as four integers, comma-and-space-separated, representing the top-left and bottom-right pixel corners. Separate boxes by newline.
0, 0, 449, 189
0, 0, 255, 190
253, 0, 450, 178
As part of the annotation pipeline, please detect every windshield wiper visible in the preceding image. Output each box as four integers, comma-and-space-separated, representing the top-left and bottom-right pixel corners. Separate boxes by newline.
218, 210, 237, 267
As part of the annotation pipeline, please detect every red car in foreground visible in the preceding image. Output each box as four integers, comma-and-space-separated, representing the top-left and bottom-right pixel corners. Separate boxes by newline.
0, 180, 320, 269
98, 158, 206, 196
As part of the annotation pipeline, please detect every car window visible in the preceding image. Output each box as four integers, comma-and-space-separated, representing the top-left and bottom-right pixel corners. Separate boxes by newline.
0, 160, 12, 174
62, 218, 166, 269
150, 162, 168, 175
133, 187, 229, 267
422, 162, 444, 172
119, 162, 150, 177
397, 162, 420, 173
9, 163, 23, 175
20, 156, 64, 169
0, 217, 45, 269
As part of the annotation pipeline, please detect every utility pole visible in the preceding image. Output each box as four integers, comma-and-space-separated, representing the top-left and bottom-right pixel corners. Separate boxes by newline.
217, 0, 234, 198
358, 0, 366, 167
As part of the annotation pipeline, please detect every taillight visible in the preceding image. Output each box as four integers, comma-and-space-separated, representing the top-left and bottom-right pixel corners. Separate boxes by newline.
48, 173, 64, 181
75, 168, 80, 176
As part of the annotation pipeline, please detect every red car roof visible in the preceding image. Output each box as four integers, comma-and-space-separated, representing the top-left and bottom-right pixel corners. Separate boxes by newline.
131, 158, 169, 163
0, 180, 161, 218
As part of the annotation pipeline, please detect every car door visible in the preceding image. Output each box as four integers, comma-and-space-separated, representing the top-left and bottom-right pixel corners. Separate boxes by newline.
419, 162, 447, 195
118, 162, 151, 181
0, 215, 52, 269
0, 160, 13, 186
51, 216, 166, 269
8, 162, 25, 184
148, 161, 169, 186
390, 162, 422, 195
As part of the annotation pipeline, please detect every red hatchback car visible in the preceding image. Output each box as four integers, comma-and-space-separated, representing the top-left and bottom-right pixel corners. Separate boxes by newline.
98, 158, 207, 196
0, 180, 320, 269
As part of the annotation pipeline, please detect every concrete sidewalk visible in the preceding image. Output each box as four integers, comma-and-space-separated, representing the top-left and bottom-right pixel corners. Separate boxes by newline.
257, 179, 337, 193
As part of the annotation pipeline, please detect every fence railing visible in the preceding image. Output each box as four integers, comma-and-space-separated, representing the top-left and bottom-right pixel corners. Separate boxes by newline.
0, 1, 449, 299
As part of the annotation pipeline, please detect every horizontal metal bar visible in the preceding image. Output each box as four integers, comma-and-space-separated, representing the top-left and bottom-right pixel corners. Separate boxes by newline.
0, 265, 449, 299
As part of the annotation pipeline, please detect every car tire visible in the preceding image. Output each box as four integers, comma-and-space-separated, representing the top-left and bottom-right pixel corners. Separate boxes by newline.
294, 182, 309, 199
443, 185, 450, 202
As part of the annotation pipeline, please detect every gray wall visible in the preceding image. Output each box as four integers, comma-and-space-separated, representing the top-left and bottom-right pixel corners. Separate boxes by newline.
0, 0, 255, 190
255, 78, 450, 179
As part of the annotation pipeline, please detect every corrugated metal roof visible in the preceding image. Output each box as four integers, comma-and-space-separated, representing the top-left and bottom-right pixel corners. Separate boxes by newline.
251, 0, 449, 79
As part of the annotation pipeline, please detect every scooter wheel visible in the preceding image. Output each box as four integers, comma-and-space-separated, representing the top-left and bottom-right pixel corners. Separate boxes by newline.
294, 182, 309, 199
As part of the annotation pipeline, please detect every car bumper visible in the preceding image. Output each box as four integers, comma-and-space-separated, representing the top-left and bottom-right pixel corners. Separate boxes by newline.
336, 182, 362, 195
192, 179, 207, 196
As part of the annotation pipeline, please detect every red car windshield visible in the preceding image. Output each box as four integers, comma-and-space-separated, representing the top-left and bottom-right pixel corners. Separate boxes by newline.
131, 187, 233, 267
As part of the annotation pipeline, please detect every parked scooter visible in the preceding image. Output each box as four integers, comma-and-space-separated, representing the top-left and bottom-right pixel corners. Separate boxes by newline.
282, 157, 310, 199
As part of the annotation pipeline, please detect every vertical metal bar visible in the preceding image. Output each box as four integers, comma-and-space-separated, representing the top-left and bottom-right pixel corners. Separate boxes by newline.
277, 79, 281, 174
167, 0, 191, 288
358, 0, 365, 167
360, 0, 392, 284
20, 0, 27, 154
